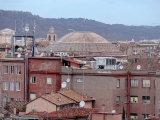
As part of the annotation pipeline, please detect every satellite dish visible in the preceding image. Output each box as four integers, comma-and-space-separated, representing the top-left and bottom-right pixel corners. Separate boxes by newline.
17, 47, 23, 52
17, 53, 21, 58
66, 78, 70, 82
25, 24, 29, 32
61, 82, 67, 88
79, 100, 85, 107
137, 65, 141, 70
119, 65, 123, 70
111, 110, 116, 113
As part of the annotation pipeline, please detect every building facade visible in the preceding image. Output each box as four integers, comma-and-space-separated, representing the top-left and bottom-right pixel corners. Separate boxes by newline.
0, 58, 26, 107
28, 57, 62, 101
61, 67, 160, 120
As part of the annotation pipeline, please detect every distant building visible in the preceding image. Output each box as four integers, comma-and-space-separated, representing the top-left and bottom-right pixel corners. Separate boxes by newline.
46, 26, 57, 42
61, 56, 160, 120
0, 28, 15, 44
45, 31, 124, 57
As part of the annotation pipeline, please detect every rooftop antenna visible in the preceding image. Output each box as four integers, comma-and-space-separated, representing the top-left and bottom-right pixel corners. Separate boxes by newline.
12, 19, 16, 57
32, 20, 36, 57
21, 20, 24, 46
24, 23, 29, 51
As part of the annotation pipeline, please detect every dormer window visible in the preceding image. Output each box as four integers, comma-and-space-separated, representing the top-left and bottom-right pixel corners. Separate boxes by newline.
135, 58, 138, 63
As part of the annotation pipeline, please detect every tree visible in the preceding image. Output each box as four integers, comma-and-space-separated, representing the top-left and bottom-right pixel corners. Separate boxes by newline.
122, 106, 125, 120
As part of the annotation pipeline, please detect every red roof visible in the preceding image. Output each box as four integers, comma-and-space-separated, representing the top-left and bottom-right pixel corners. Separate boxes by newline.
26, 108, 98, 119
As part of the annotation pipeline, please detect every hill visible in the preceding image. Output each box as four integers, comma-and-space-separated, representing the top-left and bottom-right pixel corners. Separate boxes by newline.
0, 9, 160, 42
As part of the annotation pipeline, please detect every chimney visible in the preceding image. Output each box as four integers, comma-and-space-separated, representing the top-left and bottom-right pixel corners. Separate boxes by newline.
14, 108, 17, 115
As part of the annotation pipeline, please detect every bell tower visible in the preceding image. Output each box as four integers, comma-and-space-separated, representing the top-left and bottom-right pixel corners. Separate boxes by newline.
47, 26, 57, 42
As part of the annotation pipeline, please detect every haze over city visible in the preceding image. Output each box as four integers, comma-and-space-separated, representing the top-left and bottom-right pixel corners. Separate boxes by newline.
0, 0, 160, 26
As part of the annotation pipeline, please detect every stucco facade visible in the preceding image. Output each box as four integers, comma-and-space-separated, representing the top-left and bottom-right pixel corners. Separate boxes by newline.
61, 67, 160, 119
26, 97, 57, 113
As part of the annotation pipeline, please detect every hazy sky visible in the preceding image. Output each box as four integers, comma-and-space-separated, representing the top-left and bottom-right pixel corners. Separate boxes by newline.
0, 0, 160, 26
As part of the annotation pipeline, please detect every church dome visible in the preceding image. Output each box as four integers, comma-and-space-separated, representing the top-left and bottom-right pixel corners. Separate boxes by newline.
57, 31, 109, 43
45, 31, 123, 56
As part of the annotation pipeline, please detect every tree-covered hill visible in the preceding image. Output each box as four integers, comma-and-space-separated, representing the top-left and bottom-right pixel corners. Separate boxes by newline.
0, 9, 160, 42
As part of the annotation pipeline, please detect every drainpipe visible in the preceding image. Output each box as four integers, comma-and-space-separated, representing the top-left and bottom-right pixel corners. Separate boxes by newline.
126, 71, 131, 120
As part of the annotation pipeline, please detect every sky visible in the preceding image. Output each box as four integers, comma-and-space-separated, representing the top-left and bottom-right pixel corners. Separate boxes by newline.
0, 0, 160, 26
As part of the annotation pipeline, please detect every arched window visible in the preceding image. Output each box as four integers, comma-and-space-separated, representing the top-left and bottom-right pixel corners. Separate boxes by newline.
48, 35, 51, 41
54, 35, 56, 41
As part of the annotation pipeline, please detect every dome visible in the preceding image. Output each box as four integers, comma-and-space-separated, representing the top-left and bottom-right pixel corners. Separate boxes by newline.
0, 28, 15, 35
58, 31, 109, 43
44, 31, 123, 56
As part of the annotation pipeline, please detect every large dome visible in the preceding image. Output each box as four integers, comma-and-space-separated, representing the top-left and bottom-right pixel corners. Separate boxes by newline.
44, 31, 123, 56
57, 31, 109, 43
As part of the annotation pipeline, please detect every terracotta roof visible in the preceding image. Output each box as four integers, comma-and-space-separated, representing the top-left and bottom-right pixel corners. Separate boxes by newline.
4, 101, 27, 113
26, 108, 98, 119
41, 93, 75, 106
117, 41, 136, 47
59, 89, 94, 102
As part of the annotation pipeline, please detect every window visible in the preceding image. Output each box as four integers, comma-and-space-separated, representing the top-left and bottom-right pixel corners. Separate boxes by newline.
48, 35, 51, 41
142, 114, 149, 120
116, 96, 120, 103
76, 78, 83, 82
17, 66, 21, 75
30, 93, 36, 100
3, 97, 7, 106
10, 82, 14, 91
130, 96, 138, 103
16, 82, 21, 91
0, 48, 5, 52
135, 58, 138, 63
10, 98, 14, 101
4, 66, 8, 74
142, 96, 150, 104
131, 79, 138, 87
143, 80, 150, 87
15, 98, 20, 101
117, 79, 120, 87
98, 65, 104, 69
106, 59, 116, 65
10, 66, 14, 74
3, 82, 8, 90
30, 77, 36, 83
130, 113, 138, 120
46, 77, 52, 84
